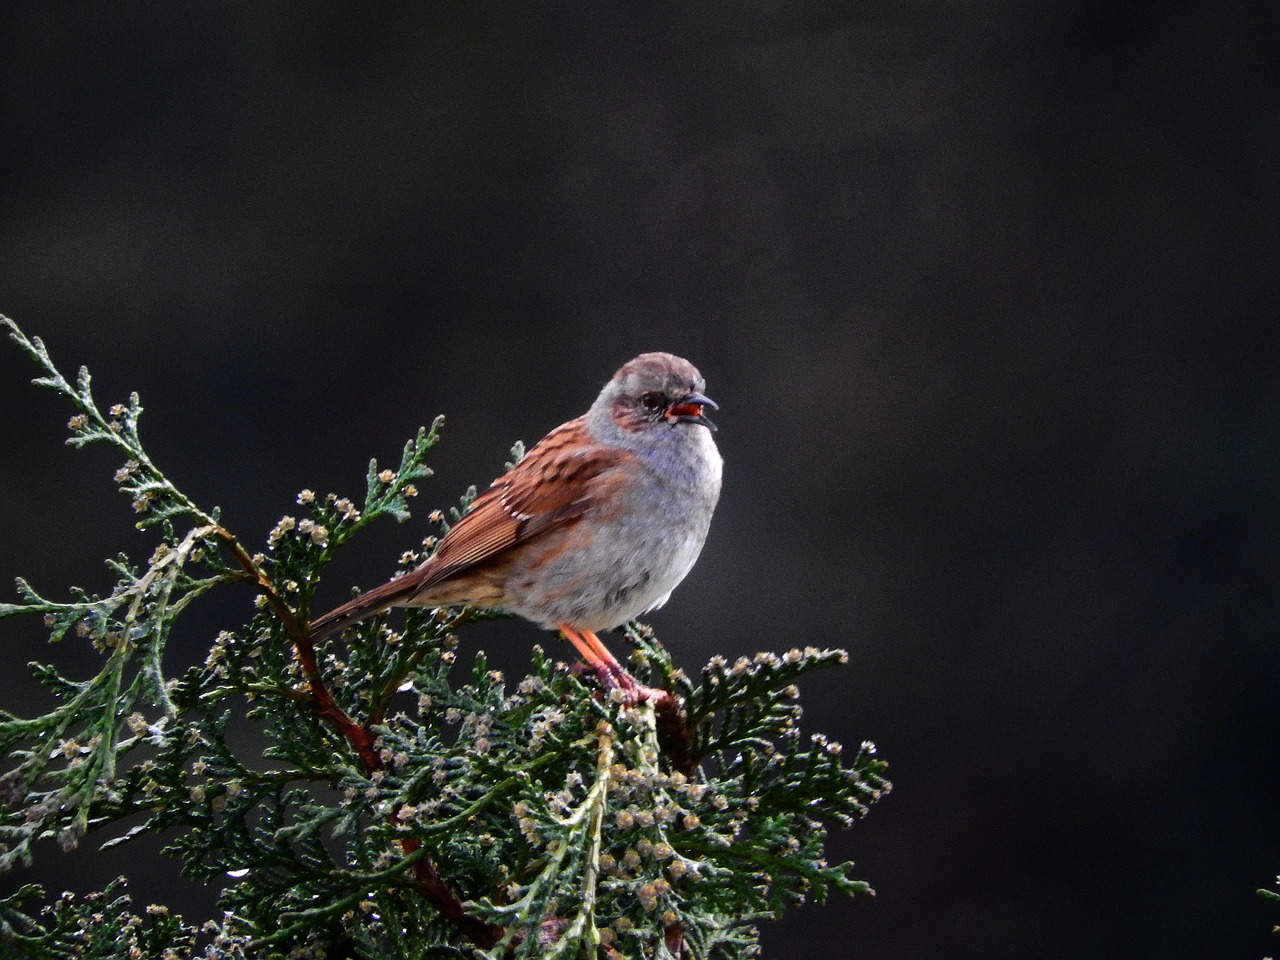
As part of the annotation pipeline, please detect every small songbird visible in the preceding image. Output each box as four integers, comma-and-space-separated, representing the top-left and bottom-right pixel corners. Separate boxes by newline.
309, 352, 723, 700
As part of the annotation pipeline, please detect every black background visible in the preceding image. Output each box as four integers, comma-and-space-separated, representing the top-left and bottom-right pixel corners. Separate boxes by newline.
2, 4, 1278, 958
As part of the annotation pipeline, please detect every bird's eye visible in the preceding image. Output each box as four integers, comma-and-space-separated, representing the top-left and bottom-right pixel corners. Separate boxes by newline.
640, 392, 663, 411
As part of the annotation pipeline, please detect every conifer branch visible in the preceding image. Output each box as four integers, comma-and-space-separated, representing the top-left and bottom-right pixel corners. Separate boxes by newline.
0, 315, 889, 959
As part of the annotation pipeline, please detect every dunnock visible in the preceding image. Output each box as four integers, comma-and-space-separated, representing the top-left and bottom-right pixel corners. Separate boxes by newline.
309, 352, 722, 700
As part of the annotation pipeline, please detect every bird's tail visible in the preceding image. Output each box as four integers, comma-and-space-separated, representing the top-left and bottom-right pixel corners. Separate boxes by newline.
308, 574, 425, 641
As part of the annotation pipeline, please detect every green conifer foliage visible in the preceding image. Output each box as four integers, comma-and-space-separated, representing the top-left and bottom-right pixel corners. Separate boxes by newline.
0, 316, 888, 959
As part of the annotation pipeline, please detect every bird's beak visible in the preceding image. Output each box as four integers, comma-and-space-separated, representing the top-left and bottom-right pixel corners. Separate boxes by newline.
666, 392, 718, 431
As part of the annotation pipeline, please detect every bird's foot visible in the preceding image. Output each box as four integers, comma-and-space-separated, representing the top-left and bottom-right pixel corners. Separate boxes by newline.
569, 661, 670, 707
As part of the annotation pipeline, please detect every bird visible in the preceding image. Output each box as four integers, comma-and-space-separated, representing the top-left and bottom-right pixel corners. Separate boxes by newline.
309, 352, 723, 702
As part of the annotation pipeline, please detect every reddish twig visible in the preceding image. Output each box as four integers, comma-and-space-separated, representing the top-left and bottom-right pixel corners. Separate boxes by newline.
215, 526, 501, 949
665, 918, 687, 958
652, 691, 699, 778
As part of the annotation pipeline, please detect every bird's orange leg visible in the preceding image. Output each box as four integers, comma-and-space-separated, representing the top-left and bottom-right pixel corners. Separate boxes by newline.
557, 624, 663, 704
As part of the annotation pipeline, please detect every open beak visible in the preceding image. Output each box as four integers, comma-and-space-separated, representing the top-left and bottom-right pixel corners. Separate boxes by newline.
665, 392, 718, 431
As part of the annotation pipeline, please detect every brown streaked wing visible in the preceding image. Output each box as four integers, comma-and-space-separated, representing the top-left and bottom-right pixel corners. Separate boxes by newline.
408, 418, 630, 593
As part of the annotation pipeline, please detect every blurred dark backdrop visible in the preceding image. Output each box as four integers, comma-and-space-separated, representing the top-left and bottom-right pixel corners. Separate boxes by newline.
2, 3, 1278, 958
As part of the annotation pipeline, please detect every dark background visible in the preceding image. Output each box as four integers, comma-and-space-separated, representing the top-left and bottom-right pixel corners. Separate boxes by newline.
2, 3, 1278, 958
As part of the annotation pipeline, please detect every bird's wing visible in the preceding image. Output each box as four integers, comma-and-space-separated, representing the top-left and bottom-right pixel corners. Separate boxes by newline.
408, 417, 629, 593
309, 418, 628, 640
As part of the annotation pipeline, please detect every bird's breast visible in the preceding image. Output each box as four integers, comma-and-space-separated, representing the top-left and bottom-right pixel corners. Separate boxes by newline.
503, 441, 720, 632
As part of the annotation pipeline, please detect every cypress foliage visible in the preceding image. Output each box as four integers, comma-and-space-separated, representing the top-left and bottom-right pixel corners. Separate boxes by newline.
0, 316, 888, 959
